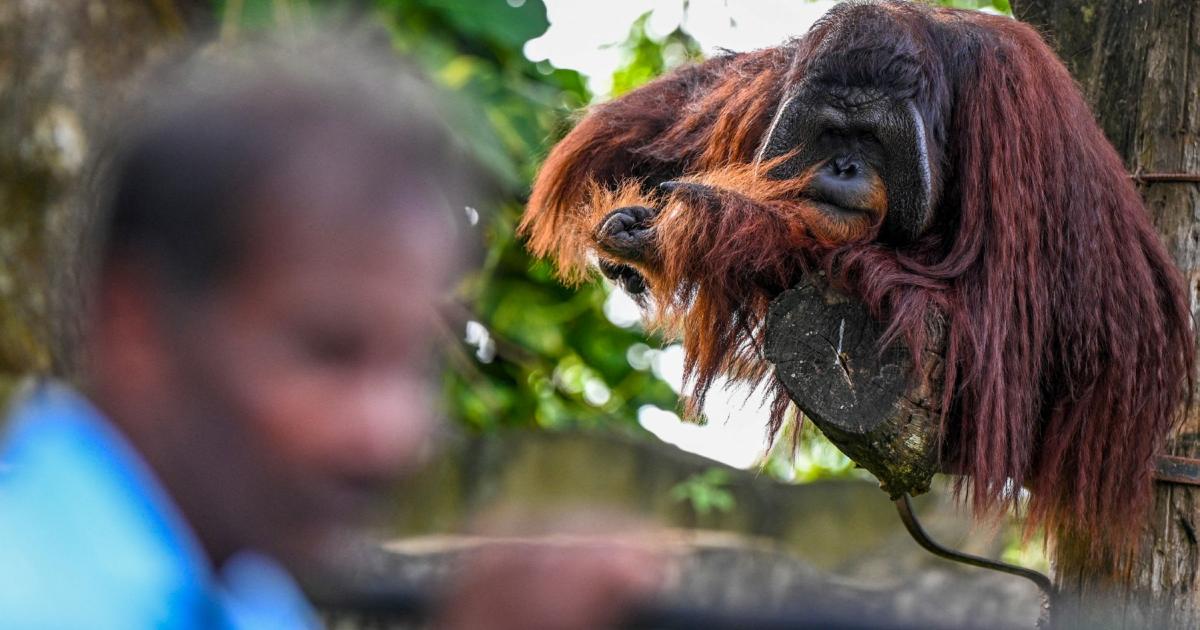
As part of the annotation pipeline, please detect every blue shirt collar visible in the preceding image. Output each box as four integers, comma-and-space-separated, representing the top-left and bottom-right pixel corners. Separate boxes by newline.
0, 380, 318, 629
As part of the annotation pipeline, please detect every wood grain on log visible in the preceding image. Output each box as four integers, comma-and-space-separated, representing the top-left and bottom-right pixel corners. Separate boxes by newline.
764, 279, 945, 499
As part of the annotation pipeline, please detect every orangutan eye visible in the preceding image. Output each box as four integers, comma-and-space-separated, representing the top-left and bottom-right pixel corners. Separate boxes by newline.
818, 128, 848, 145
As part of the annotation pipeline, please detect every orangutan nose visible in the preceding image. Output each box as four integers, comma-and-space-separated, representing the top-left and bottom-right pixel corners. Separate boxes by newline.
830, 156, 860, 178
809, 156, 874, 210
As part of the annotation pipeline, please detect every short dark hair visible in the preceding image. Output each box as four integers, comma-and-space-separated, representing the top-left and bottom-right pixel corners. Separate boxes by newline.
94, 39, 471, 295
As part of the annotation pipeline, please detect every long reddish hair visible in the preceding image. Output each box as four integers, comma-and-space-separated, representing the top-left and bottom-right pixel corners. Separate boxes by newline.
522, 2, 1194, 560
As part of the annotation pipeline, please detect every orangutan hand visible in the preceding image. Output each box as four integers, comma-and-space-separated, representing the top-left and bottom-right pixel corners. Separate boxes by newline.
597, 259, 649, 296
594, 205, 658, 264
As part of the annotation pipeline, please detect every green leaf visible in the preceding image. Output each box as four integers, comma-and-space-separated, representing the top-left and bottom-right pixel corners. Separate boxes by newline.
411, 0, 549, 50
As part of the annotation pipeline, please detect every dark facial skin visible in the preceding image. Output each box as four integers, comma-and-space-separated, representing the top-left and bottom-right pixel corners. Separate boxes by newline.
801, 126, 889, 216
90, 189, 453, 572
759, 81, 935, 243
758, 4, 955, 244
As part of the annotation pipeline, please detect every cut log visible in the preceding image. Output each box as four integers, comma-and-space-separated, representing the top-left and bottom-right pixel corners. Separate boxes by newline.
764, 279, 945, 498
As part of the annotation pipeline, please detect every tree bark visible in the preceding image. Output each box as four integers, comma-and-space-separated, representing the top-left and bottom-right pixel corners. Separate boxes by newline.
0, 0, 196, 392
1012, 2, 1200, 627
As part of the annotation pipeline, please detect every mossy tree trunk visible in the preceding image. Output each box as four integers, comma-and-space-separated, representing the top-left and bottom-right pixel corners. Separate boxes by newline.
0, 0, 197, 393
1012, 2, 1200, 627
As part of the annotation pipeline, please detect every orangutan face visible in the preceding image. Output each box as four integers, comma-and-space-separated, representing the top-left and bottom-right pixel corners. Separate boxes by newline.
757, 22, 944, 244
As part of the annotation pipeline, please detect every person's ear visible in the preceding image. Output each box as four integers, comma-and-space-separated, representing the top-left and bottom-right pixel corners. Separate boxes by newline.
88, 262, 177, 416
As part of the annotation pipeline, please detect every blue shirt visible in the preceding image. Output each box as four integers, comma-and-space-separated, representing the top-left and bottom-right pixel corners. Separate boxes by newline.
0, 381, 318, 629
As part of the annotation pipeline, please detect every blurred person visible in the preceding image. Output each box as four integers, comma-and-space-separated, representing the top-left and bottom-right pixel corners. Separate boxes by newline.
0, 41, 657, 629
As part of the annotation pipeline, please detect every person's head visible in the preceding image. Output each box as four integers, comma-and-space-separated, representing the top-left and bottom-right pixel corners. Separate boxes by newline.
83, 41, 468, 572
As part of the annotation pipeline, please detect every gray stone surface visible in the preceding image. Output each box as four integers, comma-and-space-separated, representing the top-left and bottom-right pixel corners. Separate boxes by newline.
325, 430, 1044, 628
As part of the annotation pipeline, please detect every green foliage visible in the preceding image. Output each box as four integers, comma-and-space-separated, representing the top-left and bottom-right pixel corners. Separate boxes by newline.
361, 0, 680, 431
671, 468, 736, 515
213, 0, 278, 31
936, 0, 1012, 15
1001, 525, 1052, 574
759, 417, 876, 483
610, 12, 704, 97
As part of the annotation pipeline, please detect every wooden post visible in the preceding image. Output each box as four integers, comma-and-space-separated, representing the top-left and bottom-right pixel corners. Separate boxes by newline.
1007, 2, 1200, 627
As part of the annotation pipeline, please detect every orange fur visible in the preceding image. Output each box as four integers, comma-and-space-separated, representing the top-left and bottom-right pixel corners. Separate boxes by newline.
522, 48, 794, 274
646, 159, 877, 413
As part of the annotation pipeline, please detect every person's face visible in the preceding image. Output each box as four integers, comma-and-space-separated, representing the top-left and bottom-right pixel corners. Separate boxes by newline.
166, 200, 454, 567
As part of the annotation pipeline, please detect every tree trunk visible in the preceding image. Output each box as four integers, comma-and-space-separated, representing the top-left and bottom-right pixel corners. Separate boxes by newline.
1012, 2, 1200, 627
0, 0, 196, 393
